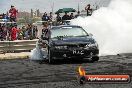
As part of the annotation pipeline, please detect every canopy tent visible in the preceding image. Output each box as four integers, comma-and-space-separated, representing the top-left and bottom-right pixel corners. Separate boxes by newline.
55, 8, 76, 14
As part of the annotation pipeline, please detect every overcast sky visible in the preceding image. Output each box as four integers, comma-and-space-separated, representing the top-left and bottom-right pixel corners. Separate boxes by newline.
0, 0, 111, 13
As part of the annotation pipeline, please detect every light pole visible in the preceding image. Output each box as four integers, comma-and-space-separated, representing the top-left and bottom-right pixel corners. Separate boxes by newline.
49, 0, 54, 14
51, 2, 54, 13
78, 2, 80, 12
78, 0, 83, 12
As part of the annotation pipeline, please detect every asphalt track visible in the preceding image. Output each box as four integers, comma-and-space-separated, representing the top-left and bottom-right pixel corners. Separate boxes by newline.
0, 54, 132, 88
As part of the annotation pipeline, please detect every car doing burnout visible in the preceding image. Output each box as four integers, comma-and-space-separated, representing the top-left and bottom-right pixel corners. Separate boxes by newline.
42, 25, 99, 63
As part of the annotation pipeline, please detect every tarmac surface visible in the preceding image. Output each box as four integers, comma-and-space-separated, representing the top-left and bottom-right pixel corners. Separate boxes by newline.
0, 53, 132, 88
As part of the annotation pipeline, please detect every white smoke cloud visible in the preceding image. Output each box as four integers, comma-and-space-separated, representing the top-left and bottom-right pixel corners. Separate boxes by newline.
72, 0, 132, 55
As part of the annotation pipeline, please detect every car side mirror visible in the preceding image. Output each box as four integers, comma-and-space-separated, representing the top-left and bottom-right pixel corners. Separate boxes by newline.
89, 33, 93, 36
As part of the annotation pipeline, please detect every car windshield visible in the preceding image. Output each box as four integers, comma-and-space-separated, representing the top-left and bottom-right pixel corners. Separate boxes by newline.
51, 26, 88, 38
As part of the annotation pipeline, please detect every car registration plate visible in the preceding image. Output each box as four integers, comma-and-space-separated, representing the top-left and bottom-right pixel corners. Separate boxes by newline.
73, 50, 84, 55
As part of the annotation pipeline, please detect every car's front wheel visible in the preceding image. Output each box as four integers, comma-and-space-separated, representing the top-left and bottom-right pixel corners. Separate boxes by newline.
48, 49, 54, 64
91, 56, 99, 62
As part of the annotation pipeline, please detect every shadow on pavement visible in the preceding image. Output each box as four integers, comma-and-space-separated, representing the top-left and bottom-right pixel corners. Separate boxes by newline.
33, 58, 99, 65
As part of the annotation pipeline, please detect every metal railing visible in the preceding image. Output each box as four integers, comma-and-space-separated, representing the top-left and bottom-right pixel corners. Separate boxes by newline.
0, 39, 38, 53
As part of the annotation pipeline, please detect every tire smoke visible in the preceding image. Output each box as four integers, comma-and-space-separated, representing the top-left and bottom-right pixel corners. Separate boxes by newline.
71, 0, 132, 55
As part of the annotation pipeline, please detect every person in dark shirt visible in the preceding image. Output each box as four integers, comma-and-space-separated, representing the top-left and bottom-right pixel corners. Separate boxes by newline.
69, 13, 74, 20
2, 13, 5, 19
0, 23, 3, 41
85, 4, 92, 16
31, 26, 38, 39
62, 12, 70, 21
56, 13, 61, 22
4, 14, 9, 21
49, 12, 53, 21
42, 12, 50, 21
27, 24, 32, 39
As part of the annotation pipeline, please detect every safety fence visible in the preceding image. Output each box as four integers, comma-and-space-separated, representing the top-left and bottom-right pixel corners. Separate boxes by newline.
0, 40, 38, 53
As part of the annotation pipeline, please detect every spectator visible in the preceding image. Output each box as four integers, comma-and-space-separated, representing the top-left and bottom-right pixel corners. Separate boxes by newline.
17, 28, 23, 40
0, 23, 4, 41
11, 24, 19, 41
49, 12, 53, 21
27, 24, 32, 40
69, 13, 74, 20
42, 22, 51, 39
31, 25, 38, 39
9, 23, 15, 38
6, 23, 12, 40
2, 24, 7, 40
62, 12, 70, 21
42, 12, 46, 21
25, 28, 29, 40
2, 13, 9, 21
9, 5, 18, 22
2, 13, 5, 19
4, 14, 9, 21
34, 26, 38, 38
21, 26, 26, 39
85, 4, 92, 16
56, 13, 62, 25
42, 12, 50, 21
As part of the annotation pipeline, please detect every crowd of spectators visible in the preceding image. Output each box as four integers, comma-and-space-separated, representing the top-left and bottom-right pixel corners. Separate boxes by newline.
0, 23, 38, 41
0, 11, 80, 41
0, 5, 38, 41
0, 4, 92, 41
42, 11, 81, 25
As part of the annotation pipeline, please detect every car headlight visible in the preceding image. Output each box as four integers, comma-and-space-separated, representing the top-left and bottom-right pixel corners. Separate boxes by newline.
84, 43, 98, 49
54, 46, 68, 49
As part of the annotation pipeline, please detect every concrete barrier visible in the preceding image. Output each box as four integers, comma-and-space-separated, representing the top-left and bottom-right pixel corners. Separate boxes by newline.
0, 39, 38, 53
